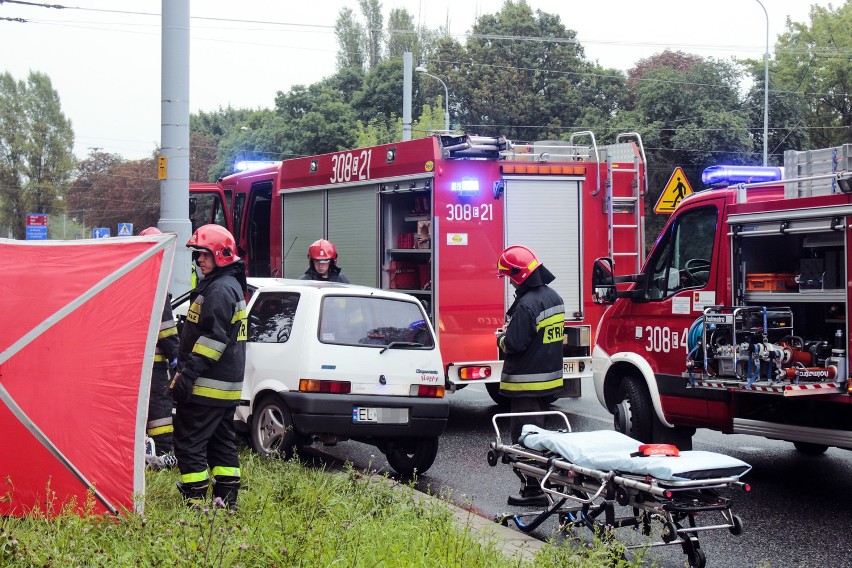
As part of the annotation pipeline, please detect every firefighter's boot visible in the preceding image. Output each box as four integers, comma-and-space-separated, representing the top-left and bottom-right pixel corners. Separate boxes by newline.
507, 472, 548, 507
212, 477, 240, 511
177, 481, 209, 508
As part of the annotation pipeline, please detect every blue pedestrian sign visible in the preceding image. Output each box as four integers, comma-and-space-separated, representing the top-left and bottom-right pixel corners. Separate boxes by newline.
93, 227, 111, 239
118, 223, 133, 236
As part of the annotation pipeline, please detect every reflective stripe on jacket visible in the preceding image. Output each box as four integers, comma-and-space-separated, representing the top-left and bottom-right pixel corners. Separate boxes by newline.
499, 284, 564, 397
178, 264, 247, 407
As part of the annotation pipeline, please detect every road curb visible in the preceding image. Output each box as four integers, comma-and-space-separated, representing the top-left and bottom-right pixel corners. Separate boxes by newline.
365, 472, 547, 564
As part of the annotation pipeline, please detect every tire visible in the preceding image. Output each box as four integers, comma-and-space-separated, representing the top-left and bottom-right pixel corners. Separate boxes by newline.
385, 437, 439, 477
485, 383, 511, 407
251, 395, 299, 459
688, 547, 706, 568
613, 376, 653, 442
793, 441, 829, 456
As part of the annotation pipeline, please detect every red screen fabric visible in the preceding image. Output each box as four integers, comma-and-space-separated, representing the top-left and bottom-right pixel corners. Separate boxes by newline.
0, 236, 175, 517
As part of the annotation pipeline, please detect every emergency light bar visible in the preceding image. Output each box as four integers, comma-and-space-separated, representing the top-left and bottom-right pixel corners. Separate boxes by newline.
701, 165, 782, 187
234, 160, 279, 173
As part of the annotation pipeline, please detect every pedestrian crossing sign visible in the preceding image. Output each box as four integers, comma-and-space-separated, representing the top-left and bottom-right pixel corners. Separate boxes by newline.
118, 223, 133, 236
654, 167, 694, 214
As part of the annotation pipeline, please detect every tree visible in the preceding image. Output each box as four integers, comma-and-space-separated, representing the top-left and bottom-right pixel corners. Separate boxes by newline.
208, 109, 293, 181
360, 0, 384, 70
66, 153, 159, 232
275, 83, 359, 156
0, 71, 74, 239
772, 1, 852, 148
436, 0, 602, 141
335, 7, 366, 71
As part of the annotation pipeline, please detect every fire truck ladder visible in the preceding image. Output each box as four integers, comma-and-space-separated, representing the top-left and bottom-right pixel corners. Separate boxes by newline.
604, 132, 647, 274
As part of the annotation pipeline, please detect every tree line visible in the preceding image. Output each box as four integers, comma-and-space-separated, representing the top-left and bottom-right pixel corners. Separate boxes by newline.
0, 0, 849, 240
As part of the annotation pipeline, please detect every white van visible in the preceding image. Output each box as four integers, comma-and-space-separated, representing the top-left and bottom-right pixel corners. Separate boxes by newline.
173, 278, 448, 476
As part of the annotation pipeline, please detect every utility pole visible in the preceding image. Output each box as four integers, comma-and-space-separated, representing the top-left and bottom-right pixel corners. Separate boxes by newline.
159, 0, 192, 294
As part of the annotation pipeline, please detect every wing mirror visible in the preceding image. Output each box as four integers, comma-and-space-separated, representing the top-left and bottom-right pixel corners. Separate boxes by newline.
592, 257, 617, 304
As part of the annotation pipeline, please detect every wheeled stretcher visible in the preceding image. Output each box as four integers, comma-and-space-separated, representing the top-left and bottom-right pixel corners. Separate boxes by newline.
487, 412, 752, 568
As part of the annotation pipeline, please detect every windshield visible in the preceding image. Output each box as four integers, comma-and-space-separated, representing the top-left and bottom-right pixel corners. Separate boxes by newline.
319, 295, 435, 348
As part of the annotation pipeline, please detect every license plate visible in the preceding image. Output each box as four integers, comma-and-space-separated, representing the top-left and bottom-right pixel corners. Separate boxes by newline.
353, 407, 378, 423
563, 361, 575, 375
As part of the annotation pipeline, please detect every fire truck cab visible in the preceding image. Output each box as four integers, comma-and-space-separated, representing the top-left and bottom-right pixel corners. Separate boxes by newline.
190, 132, 648, 404
592, 144, 852, 453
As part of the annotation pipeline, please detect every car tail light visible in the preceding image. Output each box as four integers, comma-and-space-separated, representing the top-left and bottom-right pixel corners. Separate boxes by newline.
457, 366, 491, 380
299, 379, 351, 394
412, 384, 445, 398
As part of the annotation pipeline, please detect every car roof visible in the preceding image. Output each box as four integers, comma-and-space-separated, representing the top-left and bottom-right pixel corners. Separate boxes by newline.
245, 278, 420, 302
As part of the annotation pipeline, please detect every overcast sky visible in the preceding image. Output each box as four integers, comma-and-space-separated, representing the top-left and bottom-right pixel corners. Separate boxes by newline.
0, 0, 836, 160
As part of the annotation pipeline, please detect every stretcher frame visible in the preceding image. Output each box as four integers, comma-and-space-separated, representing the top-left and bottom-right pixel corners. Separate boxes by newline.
487, 412, 750, 568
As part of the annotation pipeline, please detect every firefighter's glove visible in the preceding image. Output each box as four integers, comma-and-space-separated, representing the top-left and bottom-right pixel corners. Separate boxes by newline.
496, 333, 506, 352
168, 372, 194, 403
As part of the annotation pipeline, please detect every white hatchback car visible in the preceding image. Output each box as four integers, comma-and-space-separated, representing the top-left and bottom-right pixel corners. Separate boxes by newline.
173, 278, 448, 476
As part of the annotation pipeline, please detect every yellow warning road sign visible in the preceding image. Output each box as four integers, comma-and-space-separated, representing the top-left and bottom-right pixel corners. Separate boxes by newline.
654, 167, 694, 214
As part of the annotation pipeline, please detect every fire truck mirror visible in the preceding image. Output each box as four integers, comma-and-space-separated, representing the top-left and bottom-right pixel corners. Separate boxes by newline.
592, 258, 616, 304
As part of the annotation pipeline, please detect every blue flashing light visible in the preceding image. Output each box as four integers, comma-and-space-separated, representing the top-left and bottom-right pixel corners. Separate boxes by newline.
451, 177, 480, 196
234, 160, 278, 173
701, 165, 782, 187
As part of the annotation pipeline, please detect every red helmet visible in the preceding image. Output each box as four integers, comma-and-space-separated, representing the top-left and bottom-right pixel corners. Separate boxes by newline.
308, 239, 338, 261
139, 227, 161, 236
497, 245, 540, 286
187, 224, 240, 267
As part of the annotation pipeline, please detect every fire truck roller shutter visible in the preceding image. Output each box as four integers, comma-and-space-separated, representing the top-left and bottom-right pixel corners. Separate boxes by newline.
503, 178, 582, 319
282, 191, 324, 278
327, 185, 379, 287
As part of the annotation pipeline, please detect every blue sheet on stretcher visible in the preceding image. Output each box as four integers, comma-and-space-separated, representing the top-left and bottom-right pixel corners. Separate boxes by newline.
519, 426, 752, 482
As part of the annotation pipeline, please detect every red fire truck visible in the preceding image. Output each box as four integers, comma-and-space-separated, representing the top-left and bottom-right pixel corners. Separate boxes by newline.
189, 132, 648, 403
591, 144, 852, 453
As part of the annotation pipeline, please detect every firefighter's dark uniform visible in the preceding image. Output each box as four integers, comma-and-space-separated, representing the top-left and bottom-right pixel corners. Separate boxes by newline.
497, 264, 564, 443
146, 295, 179, 456
497, 264, 564, 506
173, 261, 247, 508
300, 263, 350, 282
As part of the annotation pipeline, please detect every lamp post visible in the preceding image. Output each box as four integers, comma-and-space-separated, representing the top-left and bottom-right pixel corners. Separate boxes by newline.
415, 66, 450, 132
755, 0, 769, 166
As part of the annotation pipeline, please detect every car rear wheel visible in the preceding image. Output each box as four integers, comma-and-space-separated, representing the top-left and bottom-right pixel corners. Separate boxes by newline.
385, 437, 439, 477
251, 395, 300, 459
793, 441, 829, 456
485, 383, 511, 407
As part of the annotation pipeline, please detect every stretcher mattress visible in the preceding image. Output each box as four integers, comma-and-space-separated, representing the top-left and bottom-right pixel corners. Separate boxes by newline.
520, 426, 752, 481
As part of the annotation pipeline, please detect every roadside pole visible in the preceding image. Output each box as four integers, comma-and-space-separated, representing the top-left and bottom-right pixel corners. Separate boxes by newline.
159, 0, 192, 295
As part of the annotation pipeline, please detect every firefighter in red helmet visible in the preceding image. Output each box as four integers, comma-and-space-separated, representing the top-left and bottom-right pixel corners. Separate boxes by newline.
170, 224, 247, 510
300, 239, 350, 283
496, 245, 565, 507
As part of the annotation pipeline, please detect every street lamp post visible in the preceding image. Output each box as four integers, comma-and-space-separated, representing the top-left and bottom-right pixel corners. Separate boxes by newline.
415, 66, 450, 132
755, 0, 769, 166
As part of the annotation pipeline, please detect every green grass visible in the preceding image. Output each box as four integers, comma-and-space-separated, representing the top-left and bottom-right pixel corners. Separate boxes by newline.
1, 451, 645, 567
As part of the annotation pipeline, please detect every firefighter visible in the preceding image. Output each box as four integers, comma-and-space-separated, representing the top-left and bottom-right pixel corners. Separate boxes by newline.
300, 239, 350, 283
496, 245, 565, 507
139, 227, 180, 468
170, 224, 247, 510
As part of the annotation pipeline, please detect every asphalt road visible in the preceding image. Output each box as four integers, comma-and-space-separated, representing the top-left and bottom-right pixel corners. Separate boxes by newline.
310, 379, 852, 567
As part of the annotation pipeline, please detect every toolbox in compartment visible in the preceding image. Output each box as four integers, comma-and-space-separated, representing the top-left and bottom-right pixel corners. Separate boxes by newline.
745, 273, 797, 292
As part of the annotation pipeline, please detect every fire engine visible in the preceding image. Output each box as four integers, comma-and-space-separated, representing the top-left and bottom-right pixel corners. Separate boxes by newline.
592, 144, 852, 454
188, 131, 648, 403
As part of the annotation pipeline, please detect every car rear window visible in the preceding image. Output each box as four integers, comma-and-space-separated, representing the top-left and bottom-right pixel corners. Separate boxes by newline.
319, 295, 434, 348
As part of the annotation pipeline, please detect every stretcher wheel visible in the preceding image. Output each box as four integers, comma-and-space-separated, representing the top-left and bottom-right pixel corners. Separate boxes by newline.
729, 514, 744, 536
687, 547, 706, 568
487, 449, 498, 467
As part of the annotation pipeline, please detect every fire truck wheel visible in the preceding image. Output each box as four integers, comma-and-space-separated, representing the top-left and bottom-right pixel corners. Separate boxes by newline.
251, 395, 300, 459
793, 441, 829, 455
613, 376, 654, 443
385, 437, 439, 477
485, 383, 511, 407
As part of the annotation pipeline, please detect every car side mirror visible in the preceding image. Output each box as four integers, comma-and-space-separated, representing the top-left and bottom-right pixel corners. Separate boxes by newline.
592, 257, 616, 304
